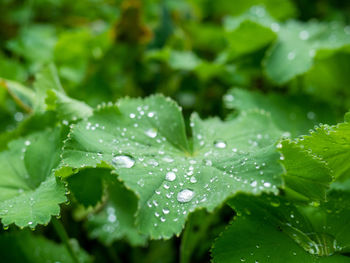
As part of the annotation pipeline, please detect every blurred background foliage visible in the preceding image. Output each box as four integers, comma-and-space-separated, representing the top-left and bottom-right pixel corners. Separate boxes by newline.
1, 0, 350, 262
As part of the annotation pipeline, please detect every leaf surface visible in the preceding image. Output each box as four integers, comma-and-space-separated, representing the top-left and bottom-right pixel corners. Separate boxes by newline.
61, 95, 284, 238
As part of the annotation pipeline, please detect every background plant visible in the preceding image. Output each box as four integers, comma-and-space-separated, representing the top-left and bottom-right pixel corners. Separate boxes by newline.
1, 0, 350, 262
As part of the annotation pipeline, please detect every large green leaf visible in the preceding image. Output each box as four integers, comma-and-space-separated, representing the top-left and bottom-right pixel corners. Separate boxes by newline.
60, 95, 284, 238
0, 231, 91, 263
224, 88, 336, 136
212, 192, 350, 263
0, 128, 67, 228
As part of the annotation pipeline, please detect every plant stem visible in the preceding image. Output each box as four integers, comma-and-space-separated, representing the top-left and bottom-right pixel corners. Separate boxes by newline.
52, 217, 80, 263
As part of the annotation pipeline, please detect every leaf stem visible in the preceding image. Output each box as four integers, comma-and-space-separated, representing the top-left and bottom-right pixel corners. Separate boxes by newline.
52, 217, 80, 263
0, 79, 32, 113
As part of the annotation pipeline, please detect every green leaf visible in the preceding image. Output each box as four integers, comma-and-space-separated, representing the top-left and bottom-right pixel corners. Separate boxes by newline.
6, 24, 57, 71
86, 176, 147, 246
0, 128, 67, 228
295, 119, 350, 181
212, 192, 350, 263
34, 64, 93, 121
67, 168, 105, 208
264, 20, 350, 84
211, 0, 296, 20
223, 6, 277, 58
224, 88, 336, 137
279, 140, 332, 201
60, 95, 283, 239
169, 51, 201, 71
0, 231, 91, 263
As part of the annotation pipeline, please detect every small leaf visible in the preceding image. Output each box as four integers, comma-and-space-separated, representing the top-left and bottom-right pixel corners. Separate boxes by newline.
0, 128, 67, 228
296, 119, 350, 181
86, 176, 147, 246
67, 168, 105, 208
279, 140, 332, 201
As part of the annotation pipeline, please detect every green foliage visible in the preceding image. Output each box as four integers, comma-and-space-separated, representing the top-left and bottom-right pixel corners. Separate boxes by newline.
1, 0, 350, 262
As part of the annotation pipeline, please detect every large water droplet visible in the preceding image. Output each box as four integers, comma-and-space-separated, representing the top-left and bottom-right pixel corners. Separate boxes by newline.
177, 189, 194, 203
145, 128, 157, 138
214, 140, 227, 149
112, 155, 135, 168
166, 172, 176, 181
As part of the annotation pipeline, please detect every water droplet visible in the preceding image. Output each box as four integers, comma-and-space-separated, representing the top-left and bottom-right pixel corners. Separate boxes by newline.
288, 51, 296, 60
214, 140, 227, 149
270, 22, 280, 32
224, 94, 234, 102
112, 155, 135, 168
25, 140, 31, 146
145, 128, 157, 138
263, 182, 271, 188
299, 30, 309, 40
166, 172, 176, 181
177, 189, 194, 203
129, 113, 136, 119
190, 176, 197, 183
108, 214, 117, 222
162, 208, 170, 215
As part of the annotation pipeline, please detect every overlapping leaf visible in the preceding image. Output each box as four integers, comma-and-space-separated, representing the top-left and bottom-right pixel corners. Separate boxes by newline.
0, 231, 91, 263
86, 175, 148, 246
278, 140, 332, 201
212, 192, 350, 263
224, 88, 336, 137
223, 7, 350, 83
0, 128, 67, 228
60, 95, 284, 239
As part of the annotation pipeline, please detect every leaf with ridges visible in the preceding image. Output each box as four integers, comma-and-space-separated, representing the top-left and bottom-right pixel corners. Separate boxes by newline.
0, 128, 67, 228
279, 140, 332, 201
212, 192, 350, 262
60, 95, 284, 239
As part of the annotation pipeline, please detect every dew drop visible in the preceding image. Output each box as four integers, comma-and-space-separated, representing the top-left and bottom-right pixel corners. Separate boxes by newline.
145, 128, 157, 138
287, 51, 296, 60
166, 172, 176, 181
112, 155, 135, 168
108, 214, 117, 222
162, 208, 170, 214
177, 189, 194, 203
214, 140, 227, 149
299, 30, 309, 40
263, 182, 271, 188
